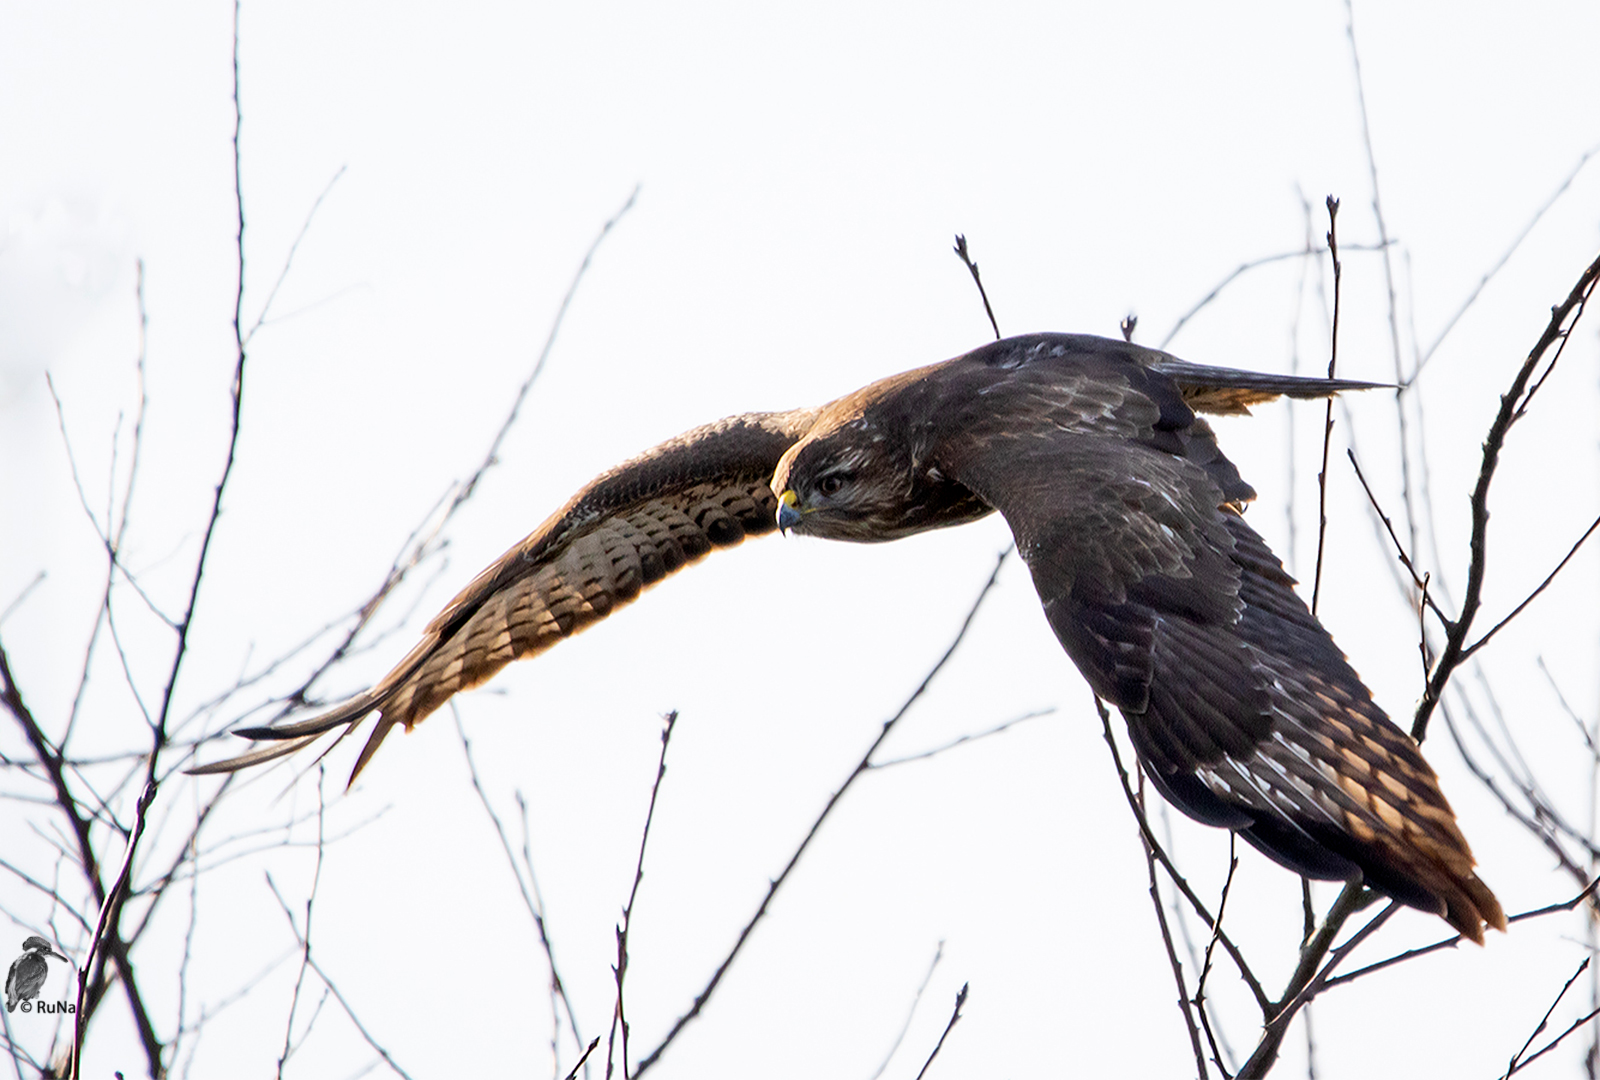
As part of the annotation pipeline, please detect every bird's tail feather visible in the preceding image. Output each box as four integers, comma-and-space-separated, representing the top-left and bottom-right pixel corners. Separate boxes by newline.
1153, 359, 1389, 416
185, 685, 398, 786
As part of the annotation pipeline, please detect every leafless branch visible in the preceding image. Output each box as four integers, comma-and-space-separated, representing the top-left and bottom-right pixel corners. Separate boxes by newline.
1325, 876, 1600, 991
1413, 248, 1600, 741
565, 1038, 601, 1080
1191, 836, 1238, 1078
952, 234, 1001, 340
1503, 957, 1593, 1078
455, 184, 640, 514
1413, 142, 1600, 378
1462, 512, 1600, 660
239, 185, 642, 745
246, 165, 348, 345
634, 549, 1011, 1075
912, 983, 968, 1080
266, 874, 417, 1080
454, 709, 584, 1074
1344, 0, 1418, 565
1345, 449, 1450, 626
69, 777, 157, 1080
1095, 697, 1269, 1013
1310, 195, 1341, 618
867, 941, 945, 1080
1236, 886, 1393, 1079
1159, 240, 1387, 351
1138, 768, 1210, 1080
607, 711, 677, 1080
866, 708, 1053, 769
274, 768, 328, 1079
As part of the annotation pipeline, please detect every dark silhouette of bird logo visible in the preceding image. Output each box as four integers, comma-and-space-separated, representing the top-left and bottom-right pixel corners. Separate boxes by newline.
6, 937, 69, 1013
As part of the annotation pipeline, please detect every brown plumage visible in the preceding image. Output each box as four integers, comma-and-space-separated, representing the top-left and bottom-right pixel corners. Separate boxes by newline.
191, 332, 1504, 943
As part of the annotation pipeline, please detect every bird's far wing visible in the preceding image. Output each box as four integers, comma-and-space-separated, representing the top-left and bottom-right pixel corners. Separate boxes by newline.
934, 365, 1503, 941
190, 407, 819, 782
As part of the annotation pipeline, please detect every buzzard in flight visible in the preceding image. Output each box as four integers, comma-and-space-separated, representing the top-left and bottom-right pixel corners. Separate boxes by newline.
194, 333, 1504, 943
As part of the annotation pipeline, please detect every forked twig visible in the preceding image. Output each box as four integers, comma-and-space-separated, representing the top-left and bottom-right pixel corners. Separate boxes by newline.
634, 551, 1011, 1075
69, 778, 157, 1080
1502, 957, 1590, 1077
1413, 248, 1600, 741
1095, 698, 1268, 1013
608, 711, 677, 1080
1324, 875, 1600, 991
455, 711, 584, 1070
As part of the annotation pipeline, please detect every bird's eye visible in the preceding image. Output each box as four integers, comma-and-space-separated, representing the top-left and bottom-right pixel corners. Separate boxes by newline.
817, 473, 848, 496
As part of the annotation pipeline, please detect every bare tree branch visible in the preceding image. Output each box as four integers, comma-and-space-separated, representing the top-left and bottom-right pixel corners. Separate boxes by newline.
912, 983, 968, 1080
634, 549, 1011, 1075
1413, 248, 1600, 741
952, 234, 1001, 340
607, 711, 677, 1080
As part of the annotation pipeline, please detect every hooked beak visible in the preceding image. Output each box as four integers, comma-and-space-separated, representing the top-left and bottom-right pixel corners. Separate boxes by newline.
777, 489, 804, 534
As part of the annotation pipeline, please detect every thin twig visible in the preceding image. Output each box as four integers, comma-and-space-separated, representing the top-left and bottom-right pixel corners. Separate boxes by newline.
565, 1039, 601, 1080
1136, 767, 1209, 1080
1236, 889, 1393, 1079
952, 234, 1001, 340
1325, 875, 1600, 990
607, 711, 677, 1080
246, 165, 348, 344
1310, 196, 1341, 618
70, 778, 157, 1080
265, 875, 417, 1080
0, 641, 162, 1067
1346, 449, 1450, 626
1413, 142, 1600, 377
867, 942, 945, 1080
912, 983, 968, 1080
1536, 657, 1597, 757
251, 187, 641, 741
1191, 835, 1238, 1078
1413, 248, 1600, 741
866, 708, 1052, 769
634, 550, 1011, 1075
1095, 698, 1269, 1013
1345, 0, 1418, 564
1508, 1007, 1600, 1077
454, 711, 584, 1069
1462, 512, 1600, 660
455, 185, 640, 513
1, 572, 46, 626
1504, 957, 1590, 1077
274, 768, 328, 1079
1159, 241, 1386, 350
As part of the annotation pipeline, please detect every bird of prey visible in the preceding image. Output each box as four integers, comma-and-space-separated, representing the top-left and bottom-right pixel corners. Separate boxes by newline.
193, 332, 1504, 943
6, 936, 68, 1012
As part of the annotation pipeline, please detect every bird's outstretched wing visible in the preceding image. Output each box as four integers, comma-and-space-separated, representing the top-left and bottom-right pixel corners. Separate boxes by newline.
191, 408, 819, 782
928, 343, 1503, 941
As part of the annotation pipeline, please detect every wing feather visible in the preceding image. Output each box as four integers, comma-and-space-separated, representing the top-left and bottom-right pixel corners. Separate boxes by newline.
190, 408, 817, 782
930, 344, 1502, 941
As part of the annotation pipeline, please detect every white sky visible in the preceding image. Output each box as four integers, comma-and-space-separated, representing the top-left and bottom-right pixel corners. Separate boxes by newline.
3, 2, 1600, 1077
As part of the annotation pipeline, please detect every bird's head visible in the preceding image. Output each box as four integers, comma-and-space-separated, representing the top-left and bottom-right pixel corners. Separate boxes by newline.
18, 937, 66, 962
771, 415, 916, 543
